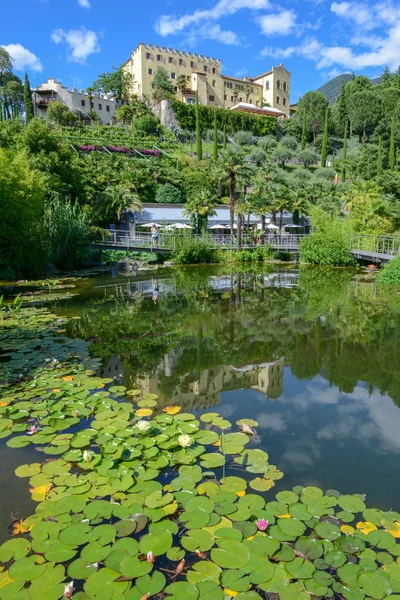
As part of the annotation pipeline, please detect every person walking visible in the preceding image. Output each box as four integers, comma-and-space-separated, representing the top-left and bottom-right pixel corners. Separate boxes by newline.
151, 224, 158, 249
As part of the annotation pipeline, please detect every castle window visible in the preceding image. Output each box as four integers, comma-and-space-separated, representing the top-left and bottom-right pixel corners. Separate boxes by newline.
224, 94, 227, 100
157, 54, 161, 61
190, 61, 195, 68
171, 72, 176, 79
204, 66, 207, 72
265, 81, 270, 90
239, 97, 242, 102
81, 99, 86, 107
98, 103, 102, 110
168, 57, 173, 63
146, 52, 151, 59
106, 105, 110, 112
90, 101, 94, 108
277, 80, 281, 89
213, 67, 216, 74
231, 96, 234, 102
209, 95, 215, 101
212, 80, 216, 87
276, 96, 280, 104
283, 98, 286, 106
283, 82, 287, 91
148, 68, 153, 75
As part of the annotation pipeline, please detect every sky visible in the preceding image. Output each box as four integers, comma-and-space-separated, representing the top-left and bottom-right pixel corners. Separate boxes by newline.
1, 0, 400, 102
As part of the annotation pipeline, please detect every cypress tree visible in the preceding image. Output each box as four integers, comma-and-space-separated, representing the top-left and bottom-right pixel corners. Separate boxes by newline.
320, 108, 329, 167
195, 91, 202, 160
377, 135, 383, 174
301, 110, 307, 150
341, 121, 348, 183
223, 124, 227, 150
23, 73, 34, 122
389, 115, 396, 171
213, 111, 218, 160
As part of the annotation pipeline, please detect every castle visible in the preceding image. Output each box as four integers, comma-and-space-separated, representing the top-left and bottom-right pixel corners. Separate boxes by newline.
123, 43, 291, 116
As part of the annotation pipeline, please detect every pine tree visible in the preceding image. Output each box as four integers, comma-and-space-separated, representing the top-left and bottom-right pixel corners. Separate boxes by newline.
337, 80, 348, 134
389, 115, 396, 171
223, 124, 227, 150
320, 108, 329, 167
195, 91, 202, 160
23, 73, 34, 122
301, 110, 307, 150
341, 121, 348, 183
377, 136, 383, 175
381, 65, 392, 87
213, 111, 218, 161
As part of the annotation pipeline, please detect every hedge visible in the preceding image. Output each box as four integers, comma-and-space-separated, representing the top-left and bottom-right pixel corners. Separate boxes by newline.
300, 232, 357, 266
170, 101, 277, 137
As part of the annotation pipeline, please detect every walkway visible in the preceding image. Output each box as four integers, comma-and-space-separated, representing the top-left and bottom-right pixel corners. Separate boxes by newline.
95, 231, 400, 263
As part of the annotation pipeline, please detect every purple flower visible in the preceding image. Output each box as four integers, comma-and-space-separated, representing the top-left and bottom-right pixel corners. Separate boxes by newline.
27, 425, 38, 435
256, 519, 268, 531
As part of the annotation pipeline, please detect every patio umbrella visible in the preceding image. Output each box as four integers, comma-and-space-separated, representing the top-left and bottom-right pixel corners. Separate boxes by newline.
140, 223, 162, 228
266, 224, 279, 230
166, 223, 193, 230
284, 223, 303, 229
208, 224, 227, 230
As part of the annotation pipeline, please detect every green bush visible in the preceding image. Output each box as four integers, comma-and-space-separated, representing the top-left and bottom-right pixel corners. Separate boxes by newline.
155, 183, 184, 204
376, 256, 400, 284
171, 101, 277, 137
300, 232, 357, 266
233, 130, 254, 146
133, 115, 161, 137
172, 236, 215, 264
217, 245, 275, 263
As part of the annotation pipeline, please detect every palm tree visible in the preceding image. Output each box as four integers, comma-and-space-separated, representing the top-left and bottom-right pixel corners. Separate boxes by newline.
291, 190, 309, 227
94, 184, 142, 226
250, 170, 269, 230
183, 189, 217, 233
219, 147, 246, 235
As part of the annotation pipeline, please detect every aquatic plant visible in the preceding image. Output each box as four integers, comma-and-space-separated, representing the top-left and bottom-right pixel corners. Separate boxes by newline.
1, 306, 400, 599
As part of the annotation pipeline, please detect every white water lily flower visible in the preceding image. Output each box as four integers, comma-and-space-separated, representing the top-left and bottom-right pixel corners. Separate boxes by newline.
82, 450, 92, 463
136, 419, 151, 431
178, 434, 193, 448
64, 581, 74, 598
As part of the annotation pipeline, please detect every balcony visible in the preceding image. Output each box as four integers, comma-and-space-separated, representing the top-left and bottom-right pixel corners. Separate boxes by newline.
35, 98, 57, 107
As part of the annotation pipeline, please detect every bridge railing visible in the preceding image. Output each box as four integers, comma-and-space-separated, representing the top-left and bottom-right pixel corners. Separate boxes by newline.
346, 234, 400, 256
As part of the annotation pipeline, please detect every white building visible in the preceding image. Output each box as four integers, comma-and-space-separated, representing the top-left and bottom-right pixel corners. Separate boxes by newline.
32, 78, 118, 125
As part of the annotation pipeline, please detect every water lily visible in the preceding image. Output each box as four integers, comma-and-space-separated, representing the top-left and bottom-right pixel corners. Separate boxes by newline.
147, 551, 155, 564
64, 581, 74, 598
82, 450, 92, 462
136, 420, 151, 431
27, 425, 38, 435
178, 434, 193, 448
256, 519, 268, 531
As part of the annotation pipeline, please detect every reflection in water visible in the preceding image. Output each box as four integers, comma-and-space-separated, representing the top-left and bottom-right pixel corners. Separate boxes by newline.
62, 265, 400, 508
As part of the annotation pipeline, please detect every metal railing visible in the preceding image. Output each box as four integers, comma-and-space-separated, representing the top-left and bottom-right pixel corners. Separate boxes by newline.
347, 235, 400, 257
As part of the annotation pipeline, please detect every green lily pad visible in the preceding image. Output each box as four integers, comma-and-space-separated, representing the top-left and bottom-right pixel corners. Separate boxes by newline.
135, 571, 166, 596
285, 557, 316, 579
314, 521, 341, 541
139, 532, 173, 556
211, 540, 250, 569
165, 581, 199, 600
367, 530, 396, 550
358, 570, 391, 599
338, 495, 366, 513
182, 529, 214, 552
9, 556, 47, 582
84, 567, 130, 599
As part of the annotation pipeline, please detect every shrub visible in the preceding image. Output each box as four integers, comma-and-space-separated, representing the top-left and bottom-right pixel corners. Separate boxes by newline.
170, 101, 277, 137
300, 232, 357, 266
133, 115, 161, 137
155, 183, 184, 204
257, 135, 277, 151
376, 256, 400, 285
314, 167, 336, 180
46, 101, 78, 126
233, 130, 254, 146
205, 128, 223, 143
247, 147, 267, 165
173, 236, 215, 264
298, 148, 318, 168
280, 135, 298, 151
272, 145, 294, 166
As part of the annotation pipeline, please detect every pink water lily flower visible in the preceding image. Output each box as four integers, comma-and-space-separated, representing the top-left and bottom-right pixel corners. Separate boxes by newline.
256, 519, 268, 531
27, 425, 38, 435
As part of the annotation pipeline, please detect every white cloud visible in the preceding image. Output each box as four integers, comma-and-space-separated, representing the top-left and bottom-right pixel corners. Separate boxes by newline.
77, 0, 91, 7
258, 10, 297, 36
51, 27, 100, 64
331, 2, 374, 29
2, 43, 43, 72
184, 23, 240, 46
155, 0, 270, 36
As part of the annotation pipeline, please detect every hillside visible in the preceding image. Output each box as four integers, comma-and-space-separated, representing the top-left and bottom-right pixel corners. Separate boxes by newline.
317, 74, 382, 105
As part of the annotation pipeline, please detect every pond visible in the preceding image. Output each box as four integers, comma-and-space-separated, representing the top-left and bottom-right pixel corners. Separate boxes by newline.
2, 264, 400, 599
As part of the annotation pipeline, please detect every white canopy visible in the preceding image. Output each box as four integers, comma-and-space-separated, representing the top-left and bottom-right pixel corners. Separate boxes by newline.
208, 224, 227, 230
266, 223, 279, 230
166, 223, 193, 230
141, 223, 162, 228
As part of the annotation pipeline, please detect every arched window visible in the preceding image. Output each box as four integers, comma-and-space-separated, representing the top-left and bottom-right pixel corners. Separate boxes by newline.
265, 81, 270, 91
283, 82, 287, 91
277, 80, 281, 90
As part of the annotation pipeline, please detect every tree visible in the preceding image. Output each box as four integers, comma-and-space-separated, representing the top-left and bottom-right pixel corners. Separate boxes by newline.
234, 130, 253, 146
337, 80, 348, 135
94, 184, 142, 225
381, 65, 392, 87
213, 111, 218, 161
281, 135, 298, 151
250, 169, 270, 230
133, 114, 160, 136
152, 66, 175, 103
342, 121, 348, 183
297, 90, 329, 142
23, 73, 34, 122
114, 104, 136, 124
299, 147, 318, 168
389, 115, 396, 171
220, 146, 246, 234
320, 108, 329, 167
348, 91, 382, 142
195, 91, 202, 160
301, 109, 307, 149
183, 189, 217, 233
176, 75, 188, 101
46, 101, 77, 126
155, 183, 184, 204
223, 124, 227, 150
93, 67, 133, 102
272, 145, 294, 167
377, 135, 383, 175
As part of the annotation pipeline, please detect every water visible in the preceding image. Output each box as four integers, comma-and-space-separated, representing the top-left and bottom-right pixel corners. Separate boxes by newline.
2, 263, 400, 532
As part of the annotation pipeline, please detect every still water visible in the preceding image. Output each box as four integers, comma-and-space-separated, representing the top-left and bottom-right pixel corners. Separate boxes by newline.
3, 264, 400, 533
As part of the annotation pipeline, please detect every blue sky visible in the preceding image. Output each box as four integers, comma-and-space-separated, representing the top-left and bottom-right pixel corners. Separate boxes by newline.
2, 0, 399, 102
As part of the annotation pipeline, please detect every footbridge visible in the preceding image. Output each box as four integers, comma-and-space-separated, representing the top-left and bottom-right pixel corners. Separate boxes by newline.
95, 231, 400, 264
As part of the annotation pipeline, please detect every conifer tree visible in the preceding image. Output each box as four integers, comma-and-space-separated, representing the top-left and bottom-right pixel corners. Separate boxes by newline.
377, 136, 383, 174
213, 111, 218, 160
23, 73, 34, 122
223, 124, 227, 150
301, 110, 307, 150
320, 108, 329, 167
341, 121, 348, 183
195, 91, 202, 160
389, 115, 396, 170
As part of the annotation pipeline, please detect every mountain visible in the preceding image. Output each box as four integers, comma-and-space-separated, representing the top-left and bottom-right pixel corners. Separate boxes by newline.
317, 74, 382, 105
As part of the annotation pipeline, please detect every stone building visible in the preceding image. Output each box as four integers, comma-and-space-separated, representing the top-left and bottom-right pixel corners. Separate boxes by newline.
123, 43, 291, 116
32, 78, 118, 125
